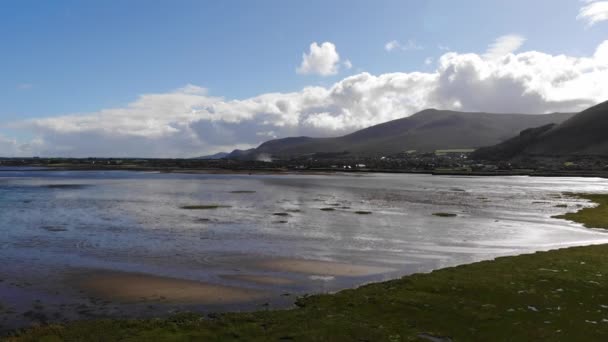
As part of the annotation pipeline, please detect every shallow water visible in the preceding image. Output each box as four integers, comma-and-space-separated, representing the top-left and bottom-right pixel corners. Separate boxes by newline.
1, 169, 608, 331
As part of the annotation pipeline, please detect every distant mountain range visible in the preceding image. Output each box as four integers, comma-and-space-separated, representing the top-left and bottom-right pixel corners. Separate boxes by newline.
224, 109, 575, 160
194, 152, 229, 160
473, 100, 608, 160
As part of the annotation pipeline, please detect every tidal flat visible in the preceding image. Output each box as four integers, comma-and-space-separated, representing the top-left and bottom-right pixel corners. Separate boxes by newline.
10, 194, 608, 341
2, 169, 608, 336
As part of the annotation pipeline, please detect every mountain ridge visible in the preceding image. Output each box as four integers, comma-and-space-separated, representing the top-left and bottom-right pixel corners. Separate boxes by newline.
473, 100, 608, 159
227, 109, 575, 160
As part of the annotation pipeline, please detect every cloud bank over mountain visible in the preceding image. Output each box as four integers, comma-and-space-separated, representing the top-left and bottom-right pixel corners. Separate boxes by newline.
9, 38, 608, 157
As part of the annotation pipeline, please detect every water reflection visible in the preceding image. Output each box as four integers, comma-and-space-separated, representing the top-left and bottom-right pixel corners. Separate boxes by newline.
1, 170, 608, 331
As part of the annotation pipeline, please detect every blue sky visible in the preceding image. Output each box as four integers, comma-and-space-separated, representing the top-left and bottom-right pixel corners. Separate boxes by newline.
0, 0, 607, 157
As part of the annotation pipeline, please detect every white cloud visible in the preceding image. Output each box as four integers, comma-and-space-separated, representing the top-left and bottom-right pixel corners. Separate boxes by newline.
484, 34, 526, 60
6, 38, 608, 158
296, 42, 341, 76
0, 134, 42, 157
343, 59, 353, 70
0, 135, 18, 156
385, 40, 400, 52
385, 39, 423, 52
578, 1, 608, 26
425, 57, 434, 65
596, 40, 608, 60
438, 44, 451, 51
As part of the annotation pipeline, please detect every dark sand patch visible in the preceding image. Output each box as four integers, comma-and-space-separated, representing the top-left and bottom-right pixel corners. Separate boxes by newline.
433, 213, 457, 217
320, 208, 335, 211
221, 274, 295, 285
181, 205, 231, 210
41, 226, 68, 232
354, 211, 372, 215
229, 190, 256, 194
254, 258, 394, 277
43, 184, 90, 189
70, 271, 264, 304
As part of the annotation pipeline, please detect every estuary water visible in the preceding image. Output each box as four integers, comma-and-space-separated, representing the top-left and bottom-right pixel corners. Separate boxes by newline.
1, 168, 608, 331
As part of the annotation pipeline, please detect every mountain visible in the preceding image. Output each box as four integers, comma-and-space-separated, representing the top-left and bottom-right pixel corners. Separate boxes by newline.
473, 100, 608, 160
228, 109, 575, 160
195, 152, 229, 159
471, 124, 556, 161
225, 149, 256, 161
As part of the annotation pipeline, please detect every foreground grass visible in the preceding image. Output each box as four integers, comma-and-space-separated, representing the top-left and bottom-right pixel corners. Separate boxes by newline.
10, 195, 608, 341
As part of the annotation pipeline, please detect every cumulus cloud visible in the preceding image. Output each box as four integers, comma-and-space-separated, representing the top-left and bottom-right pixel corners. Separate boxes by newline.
6, 38, 608, 158
0, 135, 18, 155
385, 39, 423, 52
0, 134, 42, 157
578, 1, 608, 26
296, 42, 341, 76
484, 34, 526, 60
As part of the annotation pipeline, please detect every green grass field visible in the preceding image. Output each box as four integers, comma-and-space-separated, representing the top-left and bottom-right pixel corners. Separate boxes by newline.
554, 193, 608, 229
8, 194, 608, 341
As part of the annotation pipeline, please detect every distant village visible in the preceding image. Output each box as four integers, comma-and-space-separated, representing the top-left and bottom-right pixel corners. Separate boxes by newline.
2, 149, 608, 177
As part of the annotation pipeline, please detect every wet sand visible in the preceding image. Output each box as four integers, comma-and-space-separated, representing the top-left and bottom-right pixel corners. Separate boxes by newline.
253, 258, 395, 276
70, 270, 265, 304
221, 274, 296, 285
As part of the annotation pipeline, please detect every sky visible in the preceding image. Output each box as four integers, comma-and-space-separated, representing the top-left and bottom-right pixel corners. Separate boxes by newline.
0, 0, 607, 157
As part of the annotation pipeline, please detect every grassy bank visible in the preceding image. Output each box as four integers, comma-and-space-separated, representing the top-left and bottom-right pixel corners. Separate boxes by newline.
554, 193, 608, 229
9, 195, 608, 341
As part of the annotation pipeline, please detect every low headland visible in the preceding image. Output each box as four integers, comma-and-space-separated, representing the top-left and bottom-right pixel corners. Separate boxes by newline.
6, 193, 608, 341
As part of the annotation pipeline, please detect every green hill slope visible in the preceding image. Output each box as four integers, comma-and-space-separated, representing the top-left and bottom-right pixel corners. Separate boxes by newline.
230, 110, 574, 159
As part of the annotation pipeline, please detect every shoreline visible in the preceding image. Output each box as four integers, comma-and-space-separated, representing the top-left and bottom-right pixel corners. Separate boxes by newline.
8, 193, 608, 341
3, 164, 608, 179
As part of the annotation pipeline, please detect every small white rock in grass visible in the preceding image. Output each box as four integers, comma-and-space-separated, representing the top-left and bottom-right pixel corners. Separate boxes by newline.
528, 306, 539, 312
586, 320, 598, 324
